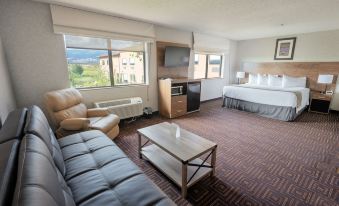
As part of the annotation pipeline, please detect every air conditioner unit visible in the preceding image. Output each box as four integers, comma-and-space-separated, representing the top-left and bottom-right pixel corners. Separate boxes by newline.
94, 97, 143, 120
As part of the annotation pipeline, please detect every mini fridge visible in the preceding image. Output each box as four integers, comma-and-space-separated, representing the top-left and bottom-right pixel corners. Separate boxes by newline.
187, 81, 201, 112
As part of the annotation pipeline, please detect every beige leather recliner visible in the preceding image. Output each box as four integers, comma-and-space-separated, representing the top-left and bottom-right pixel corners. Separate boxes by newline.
43, 88, 120, 139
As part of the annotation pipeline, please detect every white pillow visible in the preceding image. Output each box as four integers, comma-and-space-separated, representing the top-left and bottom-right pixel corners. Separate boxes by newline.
268, 75, 283, 87
257, 74, 268, 86
248, 74, 258, 85
282, 75, 306, 88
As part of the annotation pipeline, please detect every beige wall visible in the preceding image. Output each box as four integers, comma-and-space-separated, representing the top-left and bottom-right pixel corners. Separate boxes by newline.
235, 30, 339, 110
0, 0, 69, 110
0, 37, 16, 123
0, 0, 235, 113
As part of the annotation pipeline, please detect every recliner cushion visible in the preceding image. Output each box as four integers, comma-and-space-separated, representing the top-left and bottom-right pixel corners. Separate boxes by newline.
58, 130, 173, 206
25, 106, 66, 176
44, 88, 87, 128
89, 114, 120, 133
54, 104, 87, 127
44, 88, 83, 112
12, 134, 75, 206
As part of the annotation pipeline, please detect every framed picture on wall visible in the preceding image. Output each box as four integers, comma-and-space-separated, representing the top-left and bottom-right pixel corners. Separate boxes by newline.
274, 37, 296, 60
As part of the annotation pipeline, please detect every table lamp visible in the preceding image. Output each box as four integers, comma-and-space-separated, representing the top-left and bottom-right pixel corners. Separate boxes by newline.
317, 74, 333, 94
236, 72, 245, 84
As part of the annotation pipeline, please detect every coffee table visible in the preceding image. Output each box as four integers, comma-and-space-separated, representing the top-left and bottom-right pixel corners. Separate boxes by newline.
137, 122, 217, 197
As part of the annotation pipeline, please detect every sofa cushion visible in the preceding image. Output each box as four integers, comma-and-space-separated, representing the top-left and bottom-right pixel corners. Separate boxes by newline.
12, 134, 75, 206
25, 106, 66, 176
0, 140, 19, 206
58, 130, 174, 206
0, 108, 27, 144
89, 114, 120, 134
0, 108, 27, 206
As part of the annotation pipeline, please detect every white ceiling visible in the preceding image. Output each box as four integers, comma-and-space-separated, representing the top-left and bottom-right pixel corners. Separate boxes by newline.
37, 0, 339, 40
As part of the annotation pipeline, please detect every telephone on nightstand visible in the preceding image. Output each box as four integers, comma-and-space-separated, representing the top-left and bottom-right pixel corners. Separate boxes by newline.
325, 90, 333, 95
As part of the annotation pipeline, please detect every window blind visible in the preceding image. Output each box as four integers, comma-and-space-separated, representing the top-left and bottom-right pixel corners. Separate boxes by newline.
50, 5, 155, 42
193, 32, 230, 53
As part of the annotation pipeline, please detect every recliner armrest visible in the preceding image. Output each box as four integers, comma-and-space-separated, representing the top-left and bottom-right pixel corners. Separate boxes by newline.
87, 108, 110, 117
59, 118, 90, 131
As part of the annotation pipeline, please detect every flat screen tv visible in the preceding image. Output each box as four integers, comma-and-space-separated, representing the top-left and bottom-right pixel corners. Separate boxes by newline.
164, 46, 190, 67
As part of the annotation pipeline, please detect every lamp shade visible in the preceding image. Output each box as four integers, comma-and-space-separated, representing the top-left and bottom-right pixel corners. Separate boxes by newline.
317, 74, 333, 84
236, 71, 245, 79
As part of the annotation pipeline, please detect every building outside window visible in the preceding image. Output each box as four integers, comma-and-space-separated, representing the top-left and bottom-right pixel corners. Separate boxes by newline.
64, 35, 147, 88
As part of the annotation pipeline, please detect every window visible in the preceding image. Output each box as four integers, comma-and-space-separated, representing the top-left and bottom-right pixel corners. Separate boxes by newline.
122, 58, 127, 65
129, 58, 135, 65
194, 54, 207, 79
66, 48, 111, 88
194, 54, 199, 64
130, 74, 136, 82
207, 55, 222, 78
123, 73, 128, 83
193, 53, 222, 79
64, 35, 147, 88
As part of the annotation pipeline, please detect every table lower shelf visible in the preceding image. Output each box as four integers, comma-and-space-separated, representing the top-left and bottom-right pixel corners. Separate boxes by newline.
141, 144, 212, 188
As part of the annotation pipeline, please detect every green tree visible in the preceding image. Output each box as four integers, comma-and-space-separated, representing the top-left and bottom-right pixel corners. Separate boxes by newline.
71, 64, 84, 75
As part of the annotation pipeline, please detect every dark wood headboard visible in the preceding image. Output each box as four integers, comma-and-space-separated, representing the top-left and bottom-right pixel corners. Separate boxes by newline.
242, 62, 339, 91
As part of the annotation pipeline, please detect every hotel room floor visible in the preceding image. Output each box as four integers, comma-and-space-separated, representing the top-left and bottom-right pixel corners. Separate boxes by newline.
115, 99, 339, 206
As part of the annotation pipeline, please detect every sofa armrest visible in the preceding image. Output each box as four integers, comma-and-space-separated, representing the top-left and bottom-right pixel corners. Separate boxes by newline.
87, 108, 110, 117
59, 118, 90, 131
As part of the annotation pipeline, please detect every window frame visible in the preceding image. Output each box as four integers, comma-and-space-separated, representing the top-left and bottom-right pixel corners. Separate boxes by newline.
64, 35, 148, 89
193, 53, 223, 79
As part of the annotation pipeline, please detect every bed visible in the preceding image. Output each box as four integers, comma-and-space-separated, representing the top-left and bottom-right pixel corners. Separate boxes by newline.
222, 80, 310, 121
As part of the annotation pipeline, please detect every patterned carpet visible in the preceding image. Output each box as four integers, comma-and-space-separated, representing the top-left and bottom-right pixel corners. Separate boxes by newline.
115, 99, 339, 206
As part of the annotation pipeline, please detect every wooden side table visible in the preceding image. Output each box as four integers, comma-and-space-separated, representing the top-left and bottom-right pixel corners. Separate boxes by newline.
309, 92, 333, 114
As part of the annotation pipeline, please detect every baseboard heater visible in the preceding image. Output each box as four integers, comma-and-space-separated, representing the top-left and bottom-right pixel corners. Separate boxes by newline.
94, 97, 143, 120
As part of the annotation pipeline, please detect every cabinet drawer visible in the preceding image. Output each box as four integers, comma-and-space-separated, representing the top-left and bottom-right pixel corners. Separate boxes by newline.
171, 103, 187, 115
171, 98, 187, 112
171, 95, 187, 118
171, 108, 187, 118
171, 95, 187, 105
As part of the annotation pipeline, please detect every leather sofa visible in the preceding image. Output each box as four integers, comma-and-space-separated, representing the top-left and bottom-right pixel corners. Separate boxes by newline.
0, 106, 174, 206
44, 88, 120, 139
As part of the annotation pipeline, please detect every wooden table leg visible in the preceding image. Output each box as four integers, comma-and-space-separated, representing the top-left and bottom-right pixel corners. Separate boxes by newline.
211, 146, 217, 176
182, 163, 188, 198
138, 133, 142, 159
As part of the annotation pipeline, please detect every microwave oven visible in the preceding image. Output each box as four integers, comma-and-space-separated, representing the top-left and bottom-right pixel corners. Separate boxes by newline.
171, 86, 183, 96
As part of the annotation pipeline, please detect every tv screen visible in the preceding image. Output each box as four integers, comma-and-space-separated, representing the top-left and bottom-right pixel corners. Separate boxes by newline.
164, 46, 190, 67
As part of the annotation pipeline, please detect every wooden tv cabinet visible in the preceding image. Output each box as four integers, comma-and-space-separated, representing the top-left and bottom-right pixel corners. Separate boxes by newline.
159, 78, 200, 118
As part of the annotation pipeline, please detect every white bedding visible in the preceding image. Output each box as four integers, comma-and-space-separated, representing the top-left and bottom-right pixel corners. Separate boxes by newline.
223, 84, 310, 112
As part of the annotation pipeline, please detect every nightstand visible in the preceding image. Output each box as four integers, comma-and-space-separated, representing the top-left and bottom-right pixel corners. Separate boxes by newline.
309, 92, 333, 114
